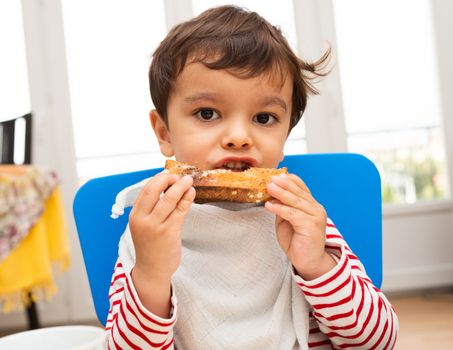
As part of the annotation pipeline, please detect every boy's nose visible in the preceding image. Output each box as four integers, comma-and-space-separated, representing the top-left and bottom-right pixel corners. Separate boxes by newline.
221, 121, 252, 149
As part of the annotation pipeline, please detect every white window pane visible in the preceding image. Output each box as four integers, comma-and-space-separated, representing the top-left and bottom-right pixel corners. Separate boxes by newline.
0, 2, 30, 121
62, 0, 167, 177
334, 0, 449, 203
334, 0, 442, 133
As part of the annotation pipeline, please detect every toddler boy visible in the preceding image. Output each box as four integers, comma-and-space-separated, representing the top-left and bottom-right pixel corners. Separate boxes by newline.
106, 5, 398, 349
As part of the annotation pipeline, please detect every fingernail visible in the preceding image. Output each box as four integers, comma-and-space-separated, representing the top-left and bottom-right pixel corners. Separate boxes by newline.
270, 176, 281, 184
267, 182, 279, 190
182, 175, 192, 182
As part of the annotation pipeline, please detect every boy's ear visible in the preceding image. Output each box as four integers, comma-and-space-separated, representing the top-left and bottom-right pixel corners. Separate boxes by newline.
149, 109, 174, 157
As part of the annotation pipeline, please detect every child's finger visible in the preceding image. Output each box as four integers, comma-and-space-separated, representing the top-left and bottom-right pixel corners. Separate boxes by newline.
265, 200, 311, 224
133, 172, 179, 216
151, 175, 194, 223
287, 173, 312, 195
271, 174, 319, 206
270, 174, 307, 198
277, 173, 312, 195
267, 180, 316, 215
167, 186, 196, 225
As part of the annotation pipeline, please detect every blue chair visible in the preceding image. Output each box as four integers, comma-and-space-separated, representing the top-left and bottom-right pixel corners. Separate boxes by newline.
73, 153, 382, 325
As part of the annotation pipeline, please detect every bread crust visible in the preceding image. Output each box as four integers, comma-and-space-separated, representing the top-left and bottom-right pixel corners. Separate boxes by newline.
164, 159, 287, 203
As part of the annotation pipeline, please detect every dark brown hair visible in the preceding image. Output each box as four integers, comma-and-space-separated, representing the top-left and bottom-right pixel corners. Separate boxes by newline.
149, 5, 330, 131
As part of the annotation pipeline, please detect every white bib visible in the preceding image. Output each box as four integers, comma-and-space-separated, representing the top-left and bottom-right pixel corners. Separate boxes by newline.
119, 202, 309, 349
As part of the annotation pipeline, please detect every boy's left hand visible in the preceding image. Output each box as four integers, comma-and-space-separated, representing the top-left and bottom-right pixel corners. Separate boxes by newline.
265, 173, 337, 280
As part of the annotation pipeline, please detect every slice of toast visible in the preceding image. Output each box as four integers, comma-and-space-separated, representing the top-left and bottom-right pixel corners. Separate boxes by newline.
165, 159, 287, 203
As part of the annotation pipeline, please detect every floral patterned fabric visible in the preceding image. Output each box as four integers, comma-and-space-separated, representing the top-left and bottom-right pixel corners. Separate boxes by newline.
0, 167, 59, 261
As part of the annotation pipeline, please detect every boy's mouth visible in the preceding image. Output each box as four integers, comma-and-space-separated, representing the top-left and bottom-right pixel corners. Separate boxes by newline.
216, 157, 257, 172
220, 161, 251, 172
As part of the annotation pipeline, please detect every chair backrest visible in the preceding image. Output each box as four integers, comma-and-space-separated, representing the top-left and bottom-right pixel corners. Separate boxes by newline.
0, 113, 32, 164
73, 153, 382, 325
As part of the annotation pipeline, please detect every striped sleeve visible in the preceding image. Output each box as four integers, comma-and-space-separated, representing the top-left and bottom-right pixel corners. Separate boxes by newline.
106, 259, 177, 349
294, 219, 398, 349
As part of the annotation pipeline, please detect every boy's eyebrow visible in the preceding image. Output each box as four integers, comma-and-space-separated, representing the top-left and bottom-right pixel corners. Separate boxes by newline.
184, 92, 219, 104
184, 93, 287, 111
261, 96, 287, 112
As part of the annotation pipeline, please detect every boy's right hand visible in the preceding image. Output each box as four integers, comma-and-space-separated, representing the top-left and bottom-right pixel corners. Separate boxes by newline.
129, 172, 195, 282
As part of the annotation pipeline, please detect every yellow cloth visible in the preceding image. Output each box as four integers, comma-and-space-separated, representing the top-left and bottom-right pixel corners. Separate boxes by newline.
0, 187, 70, 312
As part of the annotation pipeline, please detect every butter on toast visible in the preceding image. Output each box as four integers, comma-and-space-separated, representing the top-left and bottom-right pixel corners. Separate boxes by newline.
164, 159, 288, 203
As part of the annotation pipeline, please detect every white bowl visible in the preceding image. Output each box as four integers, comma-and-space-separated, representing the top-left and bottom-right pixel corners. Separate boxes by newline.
0, 325, 105, 350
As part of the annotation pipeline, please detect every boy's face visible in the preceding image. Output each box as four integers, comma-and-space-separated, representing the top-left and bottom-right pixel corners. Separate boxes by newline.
151, 62, 293, 170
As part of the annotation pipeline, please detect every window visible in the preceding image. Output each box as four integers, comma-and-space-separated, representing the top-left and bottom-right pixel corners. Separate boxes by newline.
62, 0, 167, 179
333, 0, 449, 203
0, 1, 31, 121
0, 2, 31, 165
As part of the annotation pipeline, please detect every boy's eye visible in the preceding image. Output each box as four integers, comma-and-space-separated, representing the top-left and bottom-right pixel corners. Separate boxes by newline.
254, 113, 277, 125
196, 109, 219, 121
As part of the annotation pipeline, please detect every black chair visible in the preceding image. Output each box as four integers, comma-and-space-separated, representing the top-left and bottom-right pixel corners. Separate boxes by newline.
0, 113, 32, 165
0, 113, 39, 329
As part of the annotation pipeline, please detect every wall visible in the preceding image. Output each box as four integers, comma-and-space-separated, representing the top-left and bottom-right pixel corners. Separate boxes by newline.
382, 203, 453, 291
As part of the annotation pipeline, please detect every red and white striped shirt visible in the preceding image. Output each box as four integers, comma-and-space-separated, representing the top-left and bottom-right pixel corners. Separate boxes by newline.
106, 219, 398, 349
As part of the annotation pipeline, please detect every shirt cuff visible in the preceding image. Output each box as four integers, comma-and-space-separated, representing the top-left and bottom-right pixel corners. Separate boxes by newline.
124, 270, 178, 327
292, 243, 354, 305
